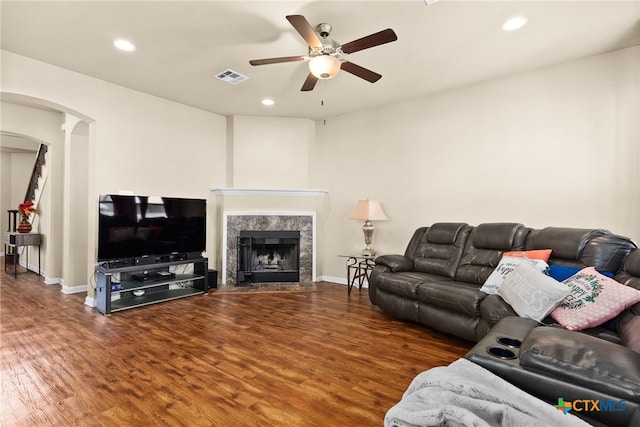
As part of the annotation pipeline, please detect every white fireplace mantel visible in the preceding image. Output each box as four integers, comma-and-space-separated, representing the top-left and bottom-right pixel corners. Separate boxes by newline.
212, 188, 328, 197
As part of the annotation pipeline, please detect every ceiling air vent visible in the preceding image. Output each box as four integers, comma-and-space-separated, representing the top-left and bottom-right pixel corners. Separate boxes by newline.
215, 69, 249, 85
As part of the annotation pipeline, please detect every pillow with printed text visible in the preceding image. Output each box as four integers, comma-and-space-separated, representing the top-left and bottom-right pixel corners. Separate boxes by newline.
480, 256, 549, 295
498, 261, 571, 321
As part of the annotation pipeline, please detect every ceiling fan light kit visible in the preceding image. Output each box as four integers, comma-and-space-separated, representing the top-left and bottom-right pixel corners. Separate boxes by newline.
249, 15, 397, 91
309, 55, 341, 79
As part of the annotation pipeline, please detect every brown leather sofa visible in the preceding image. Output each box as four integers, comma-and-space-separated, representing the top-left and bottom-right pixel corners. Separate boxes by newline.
370, 222, 640, 426
369, 222, 636, 342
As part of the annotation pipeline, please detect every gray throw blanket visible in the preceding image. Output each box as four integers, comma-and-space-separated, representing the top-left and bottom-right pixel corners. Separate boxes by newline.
385, 358, 590, 427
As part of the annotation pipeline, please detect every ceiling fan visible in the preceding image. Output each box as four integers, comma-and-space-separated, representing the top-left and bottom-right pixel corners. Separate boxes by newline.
249, 15, 398, 91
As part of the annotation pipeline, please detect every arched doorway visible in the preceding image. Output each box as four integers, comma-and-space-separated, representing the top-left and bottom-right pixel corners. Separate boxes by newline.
1, 93, 95, 299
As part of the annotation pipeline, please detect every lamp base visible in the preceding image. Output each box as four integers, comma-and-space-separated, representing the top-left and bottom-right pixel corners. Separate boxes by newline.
361, 220, 376, 257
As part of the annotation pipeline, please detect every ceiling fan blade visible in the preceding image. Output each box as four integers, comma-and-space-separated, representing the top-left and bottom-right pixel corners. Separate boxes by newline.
286, 15, 323, 48
249, 56, 307, 66
301, 73, 318, 91
340, 28, 398, 54
340, 61, 382, 83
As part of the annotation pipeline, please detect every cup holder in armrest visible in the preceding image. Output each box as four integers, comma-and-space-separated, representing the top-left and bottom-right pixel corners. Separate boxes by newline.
496, 337, 522, 348
486, 346, 517, 360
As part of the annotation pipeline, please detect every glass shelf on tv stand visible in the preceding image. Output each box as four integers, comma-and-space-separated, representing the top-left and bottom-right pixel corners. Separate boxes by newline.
110, 287, 203, 312
113, 273, 204, 293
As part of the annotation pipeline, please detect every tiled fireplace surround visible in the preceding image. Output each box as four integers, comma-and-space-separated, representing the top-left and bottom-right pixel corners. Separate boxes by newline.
224, 213, 314, 285
215, 188, 326, 285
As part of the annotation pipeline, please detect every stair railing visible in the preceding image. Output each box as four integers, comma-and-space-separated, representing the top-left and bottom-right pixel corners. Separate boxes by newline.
24, 144, 48, 204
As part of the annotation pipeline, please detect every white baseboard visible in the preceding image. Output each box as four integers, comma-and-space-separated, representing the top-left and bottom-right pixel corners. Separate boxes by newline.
319, 275, 347, 285
318, 275, 369, 289
84, 295, 97, 307
44, 277, 62, 285
62, 284, 87, 295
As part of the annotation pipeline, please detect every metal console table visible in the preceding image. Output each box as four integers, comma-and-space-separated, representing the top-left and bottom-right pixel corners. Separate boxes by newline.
4, 232, 41, 278
339, 254, 377, 295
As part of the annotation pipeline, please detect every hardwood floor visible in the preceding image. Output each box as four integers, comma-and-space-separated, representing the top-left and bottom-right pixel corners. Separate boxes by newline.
0, 263, 471, 426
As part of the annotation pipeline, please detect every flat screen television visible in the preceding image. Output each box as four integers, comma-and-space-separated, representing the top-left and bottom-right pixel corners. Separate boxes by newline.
97, 194, 206, 262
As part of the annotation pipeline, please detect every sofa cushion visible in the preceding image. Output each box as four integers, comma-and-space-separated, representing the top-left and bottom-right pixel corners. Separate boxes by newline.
412, 223, 471, 278
581, 234, 637, 273
550, 267, 640, 331
519, 326, 640, 403
471, 223, 527, 251
454, 223, 528, 285
497, 262, 570, 322
619, 314, 640, 353
425, 222, 467, 244
524, 227, 609, 261
416, 281, 486, 317
615, 249, 640, 291
480, 256, 549, 295
375, 272, 437, 299
623, 249, 640, 276
479, 294, 518, 326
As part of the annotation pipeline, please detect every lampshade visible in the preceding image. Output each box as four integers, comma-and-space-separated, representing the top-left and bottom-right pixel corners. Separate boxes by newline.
309, 55, 341, 79
349, 200, 388, 221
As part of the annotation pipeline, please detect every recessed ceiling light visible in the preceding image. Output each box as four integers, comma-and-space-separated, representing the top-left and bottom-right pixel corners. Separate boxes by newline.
502, 16, 528, 32
262, 99, 275, 106
113, 39, 136, 52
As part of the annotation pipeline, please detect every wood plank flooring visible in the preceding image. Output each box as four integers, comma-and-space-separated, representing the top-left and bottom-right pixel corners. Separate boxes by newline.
0, 263, 471, 426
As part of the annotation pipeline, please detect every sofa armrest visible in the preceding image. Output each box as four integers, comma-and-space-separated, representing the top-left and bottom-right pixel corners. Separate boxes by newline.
520, 326, 640, 403
466, 317, 640, 426
480, 294, 518, 327
375, 254, 414, 272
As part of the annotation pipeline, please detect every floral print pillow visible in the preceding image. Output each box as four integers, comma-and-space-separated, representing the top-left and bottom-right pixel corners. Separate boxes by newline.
550, 267, 640, 331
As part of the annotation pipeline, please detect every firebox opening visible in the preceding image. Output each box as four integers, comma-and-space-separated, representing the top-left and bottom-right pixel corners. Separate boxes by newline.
237, 230, 300, 285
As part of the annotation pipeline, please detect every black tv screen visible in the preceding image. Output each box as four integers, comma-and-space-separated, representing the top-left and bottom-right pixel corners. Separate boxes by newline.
97, 194, 206, 261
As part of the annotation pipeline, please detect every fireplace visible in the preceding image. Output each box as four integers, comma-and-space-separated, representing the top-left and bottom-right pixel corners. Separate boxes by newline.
237, 230, 300, 284
223, 213, 314, 285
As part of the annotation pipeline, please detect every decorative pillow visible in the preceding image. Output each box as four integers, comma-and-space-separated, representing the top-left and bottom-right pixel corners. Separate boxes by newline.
550, 267, 640, 331
498, 261, 570, 322
480, 256, 550, 295
503, 249, 552, 262
548, 265, 614, 282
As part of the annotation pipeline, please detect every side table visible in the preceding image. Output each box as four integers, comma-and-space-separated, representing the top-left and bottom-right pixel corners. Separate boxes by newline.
4, 232, 41, 278
339, 254, 377, 295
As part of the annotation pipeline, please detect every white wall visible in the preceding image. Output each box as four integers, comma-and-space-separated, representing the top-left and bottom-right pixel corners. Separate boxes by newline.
9, 153, 34, 209
1, 50, 228, 198
230, 115, 314, 188
314, 46, 640, 279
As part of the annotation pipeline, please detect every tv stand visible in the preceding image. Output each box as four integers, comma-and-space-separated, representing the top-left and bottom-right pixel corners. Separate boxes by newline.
96, 257, 208, 315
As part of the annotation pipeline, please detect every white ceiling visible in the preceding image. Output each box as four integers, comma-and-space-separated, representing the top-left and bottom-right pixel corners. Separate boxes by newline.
1, 1, 639, 121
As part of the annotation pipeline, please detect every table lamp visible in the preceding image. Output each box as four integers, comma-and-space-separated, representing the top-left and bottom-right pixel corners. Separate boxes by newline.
349, 199, 388, 256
